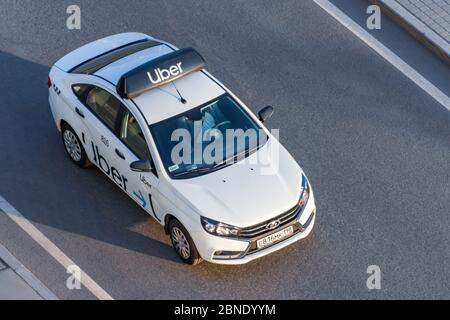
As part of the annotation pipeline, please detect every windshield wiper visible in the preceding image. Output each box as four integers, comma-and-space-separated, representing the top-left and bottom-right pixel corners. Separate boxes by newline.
172, 166, 214, 177
213, 144, 261, 169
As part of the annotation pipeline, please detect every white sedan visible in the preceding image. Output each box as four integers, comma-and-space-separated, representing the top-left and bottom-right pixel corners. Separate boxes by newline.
48, 32, 316, 265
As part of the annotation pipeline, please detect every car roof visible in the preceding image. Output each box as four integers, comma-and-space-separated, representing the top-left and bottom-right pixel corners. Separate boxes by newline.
66, 33, 225, 125
132, 71, 225, 125
55, 32, 150, 72
94, 43, 174, 85
90, 39, 226, 125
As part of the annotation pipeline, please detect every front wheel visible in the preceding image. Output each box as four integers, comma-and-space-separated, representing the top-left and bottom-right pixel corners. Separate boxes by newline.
169, 219, 203, 265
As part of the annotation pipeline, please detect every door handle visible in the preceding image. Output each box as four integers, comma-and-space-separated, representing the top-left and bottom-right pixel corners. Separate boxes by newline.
115, 148, 125, 160
75, 107, 85, 118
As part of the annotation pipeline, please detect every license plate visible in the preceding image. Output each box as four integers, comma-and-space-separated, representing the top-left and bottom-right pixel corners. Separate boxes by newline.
257, 225, 294, 249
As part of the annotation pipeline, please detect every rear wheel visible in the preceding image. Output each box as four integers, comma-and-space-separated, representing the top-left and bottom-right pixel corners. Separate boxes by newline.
61, 123, 91, 168
169, 219, 203, 265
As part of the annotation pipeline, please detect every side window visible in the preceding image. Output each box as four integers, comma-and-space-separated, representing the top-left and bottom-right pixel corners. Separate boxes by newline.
120, 110, 152, 161
85, 86, 121, 130
72, 84, 91, 100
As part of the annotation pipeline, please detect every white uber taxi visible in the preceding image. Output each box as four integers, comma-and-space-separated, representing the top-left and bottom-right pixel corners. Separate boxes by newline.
48, 32, 316, 265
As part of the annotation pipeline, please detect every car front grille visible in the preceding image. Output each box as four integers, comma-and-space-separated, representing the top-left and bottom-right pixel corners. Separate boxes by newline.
246, 210, 315, 255
211, 209, 315, 261
246, 223, 303, 255
238, 205, 301, 239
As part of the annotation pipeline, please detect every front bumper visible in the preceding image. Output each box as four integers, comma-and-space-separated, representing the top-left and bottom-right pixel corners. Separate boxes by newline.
194, 187, 316, 265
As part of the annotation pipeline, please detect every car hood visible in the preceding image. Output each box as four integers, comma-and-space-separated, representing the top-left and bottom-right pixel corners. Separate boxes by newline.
171, 138, 303, 227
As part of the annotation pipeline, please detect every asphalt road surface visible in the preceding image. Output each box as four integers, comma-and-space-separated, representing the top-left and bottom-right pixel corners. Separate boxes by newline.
0, 0, 449, 299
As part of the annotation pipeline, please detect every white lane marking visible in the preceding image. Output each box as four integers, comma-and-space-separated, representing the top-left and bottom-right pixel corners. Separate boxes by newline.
314, 0, 450, 111
0, 195, 114, 300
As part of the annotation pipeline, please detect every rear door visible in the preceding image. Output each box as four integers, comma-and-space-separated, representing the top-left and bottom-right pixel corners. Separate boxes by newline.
74, 84, 129, 193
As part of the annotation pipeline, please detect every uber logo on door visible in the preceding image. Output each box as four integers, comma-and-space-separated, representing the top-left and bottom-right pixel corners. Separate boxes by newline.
147, 62, 183, 84
91, 142, 128, 191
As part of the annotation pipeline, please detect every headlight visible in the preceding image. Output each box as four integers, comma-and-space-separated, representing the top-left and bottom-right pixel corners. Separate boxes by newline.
201, 217, 241, 237
298, 174, 310, 207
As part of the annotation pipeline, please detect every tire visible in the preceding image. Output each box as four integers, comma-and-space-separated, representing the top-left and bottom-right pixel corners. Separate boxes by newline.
61, 123, 91, 168
169, 219, 203, 265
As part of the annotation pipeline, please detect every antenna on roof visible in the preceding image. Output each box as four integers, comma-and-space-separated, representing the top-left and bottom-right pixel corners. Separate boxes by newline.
171, 82, 187, 104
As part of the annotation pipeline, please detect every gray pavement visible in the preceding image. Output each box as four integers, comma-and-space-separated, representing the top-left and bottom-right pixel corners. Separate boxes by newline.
373, 0, 450, 61
398, 0, 450, 41
0, 0, 449, 299
334, 0, 450, 95
0, 269, 42, 300
0, 243, 56, 300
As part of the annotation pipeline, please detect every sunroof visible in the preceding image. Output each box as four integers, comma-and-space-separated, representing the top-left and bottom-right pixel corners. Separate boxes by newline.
69, 39, 161, 74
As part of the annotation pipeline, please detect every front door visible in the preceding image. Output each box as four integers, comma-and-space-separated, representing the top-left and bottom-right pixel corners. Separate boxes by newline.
77, 84, 162, 220
111, 107, 162, 220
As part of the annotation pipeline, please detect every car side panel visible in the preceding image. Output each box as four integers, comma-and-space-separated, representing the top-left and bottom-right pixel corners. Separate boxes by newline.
49, 67, 96, 162
49, 70, 172, 228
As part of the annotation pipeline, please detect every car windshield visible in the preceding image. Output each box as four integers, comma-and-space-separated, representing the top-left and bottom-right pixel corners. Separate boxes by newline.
149, 94, 268, 178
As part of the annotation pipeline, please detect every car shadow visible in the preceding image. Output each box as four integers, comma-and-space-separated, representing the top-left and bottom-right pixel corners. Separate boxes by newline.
0, 50, 181, 264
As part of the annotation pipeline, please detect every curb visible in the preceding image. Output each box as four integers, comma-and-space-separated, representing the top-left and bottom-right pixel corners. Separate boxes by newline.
370, 0, 450, 64
0, 243, 58, 300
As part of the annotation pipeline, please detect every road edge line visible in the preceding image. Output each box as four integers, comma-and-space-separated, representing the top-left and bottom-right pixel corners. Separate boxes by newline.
313, 0, 450, 112
0, 195, 114, 300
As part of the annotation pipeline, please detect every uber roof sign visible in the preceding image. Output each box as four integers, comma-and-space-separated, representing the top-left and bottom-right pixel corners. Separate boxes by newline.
117, 47, 205, 99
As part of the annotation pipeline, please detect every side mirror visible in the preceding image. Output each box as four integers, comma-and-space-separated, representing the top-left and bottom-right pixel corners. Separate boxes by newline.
130, 160, 154, 173
258, 106, 274, 123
